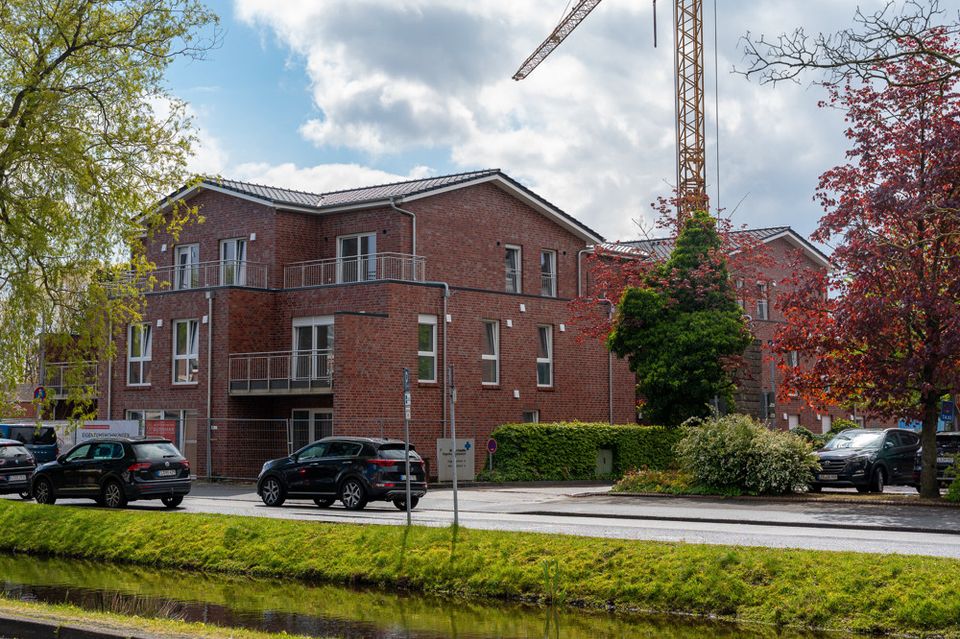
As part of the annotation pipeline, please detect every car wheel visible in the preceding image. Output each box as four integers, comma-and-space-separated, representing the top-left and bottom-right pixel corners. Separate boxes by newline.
393, 496, 420, 511
161, 495, 183, 509
32, 478, 55, 505
260, 477, 285, 507
101, 480, 128, 509
313, 498, 335, 508
870, 468, 885, 493
807, 485, 822, 493
855, 485, 871, 493
18, 490, 32, 500
339, 479, 367, 511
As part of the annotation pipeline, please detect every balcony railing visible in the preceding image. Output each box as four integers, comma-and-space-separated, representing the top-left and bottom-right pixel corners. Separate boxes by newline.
42, 361, 99, 398
283, 253, 426, 289
540, 272, 557, 297
108, 260, 269, 295
228, 350, 333, 395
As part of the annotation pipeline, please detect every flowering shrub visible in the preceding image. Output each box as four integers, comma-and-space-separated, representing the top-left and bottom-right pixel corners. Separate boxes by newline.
675, 414, 820, 495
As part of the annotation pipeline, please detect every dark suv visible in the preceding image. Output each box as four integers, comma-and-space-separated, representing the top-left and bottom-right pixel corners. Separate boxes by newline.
257, 437, 427, 510
31, 438, 191, 508
0, 439, 37, 499
911, 432, 960, 489
811, 428, 920, 493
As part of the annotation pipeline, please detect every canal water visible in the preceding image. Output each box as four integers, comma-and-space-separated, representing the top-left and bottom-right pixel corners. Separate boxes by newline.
0, 554, 832, 639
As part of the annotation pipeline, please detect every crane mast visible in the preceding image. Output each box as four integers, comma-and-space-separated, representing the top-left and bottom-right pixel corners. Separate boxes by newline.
513, 0, 707, 214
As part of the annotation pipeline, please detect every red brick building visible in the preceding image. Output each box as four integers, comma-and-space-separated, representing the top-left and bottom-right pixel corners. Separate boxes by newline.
97, 169, 636, 478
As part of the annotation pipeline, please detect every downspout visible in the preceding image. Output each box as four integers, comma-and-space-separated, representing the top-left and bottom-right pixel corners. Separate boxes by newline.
205, 291, 214, 478
576, 248, 593, 298
390, 197, 417, 257
106, 319, 113, 419
419, 281, 450, 434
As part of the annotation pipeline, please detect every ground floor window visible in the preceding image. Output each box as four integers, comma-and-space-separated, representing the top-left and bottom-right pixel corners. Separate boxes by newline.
291, 409, 333, 451
125, 409, 187, 446
522, 410, 539, 423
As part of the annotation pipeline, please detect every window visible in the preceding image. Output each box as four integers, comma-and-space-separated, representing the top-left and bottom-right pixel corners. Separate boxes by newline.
537, 325, 553, 387
297, 442, 328, 461
540, 250, 557, 297
291, 409, 333, 451
787, 351, 800, 367
292, 317, 334, 386
756, 283, 769, 320
522, 410, 540, 423
481, 320, 499, 385
735, 278, 745, 311
505, 245, 521, 293
821, 415, 832, 434
65, 444, 91, 462
172, 319, 199, 384
337, 233, 377, 283
325, 441, 363, 457
417, 315, 437, 383
174, 244, 199, 290
787, 414, 800, 430
127, 323, 152, 386
760, 391, 775, 420
220, 238, 247, 286
91, 442, 124, 460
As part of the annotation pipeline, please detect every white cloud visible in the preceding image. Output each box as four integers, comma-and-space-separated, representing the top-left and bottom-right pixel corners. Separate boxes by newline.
227, 0, 893, 241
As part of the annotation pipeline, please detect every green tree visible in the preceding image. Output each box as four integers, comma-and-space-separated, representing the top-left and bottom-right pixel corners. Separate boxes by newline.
0, 1, 218, 416
607, 211, 752, 426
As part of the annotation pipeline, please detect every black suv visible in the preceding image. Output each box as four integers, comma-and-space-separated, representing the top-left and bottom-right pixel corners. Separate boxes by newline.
31, 438, 191, 509
911, 432, 960, 489
0, 439, 36, 499
811, 428, 920, 493
257, 437, 427, 510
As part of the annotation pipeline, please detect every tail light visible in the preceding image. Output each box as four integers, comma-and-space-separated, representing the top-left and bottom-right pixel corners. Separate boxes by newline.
182, 460, 190, 470
369, 459, 398, 467
127, 462, 151, 472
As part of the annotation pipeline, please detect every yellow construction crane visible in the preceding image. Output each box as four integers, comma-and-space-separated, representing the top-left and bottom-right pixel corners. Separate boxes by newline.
514, 0, 707, 214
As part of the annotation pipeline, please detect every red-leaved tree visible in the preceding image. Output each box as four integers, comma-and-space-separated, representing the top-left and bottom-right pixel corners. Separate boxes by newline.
776, 30, 960, 498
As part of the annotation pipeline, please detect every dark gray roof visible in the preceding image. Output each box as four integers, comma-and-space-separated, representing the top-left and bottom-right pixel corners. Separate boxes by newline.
619, 226, 794, 261
184, 169, 603, 242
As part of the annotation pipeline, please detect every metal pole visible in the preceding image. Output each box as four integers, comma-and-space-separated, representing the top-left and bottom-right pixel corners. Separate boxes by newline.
449, 365, 459, 528
402, 367, 412, 526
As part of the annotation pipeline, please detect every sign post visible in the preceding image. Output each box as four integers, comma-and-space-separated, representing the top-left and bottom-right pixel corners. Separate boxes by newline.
448, 365, 459, 528
402, 368, 412, 526
487, 437, 497, 472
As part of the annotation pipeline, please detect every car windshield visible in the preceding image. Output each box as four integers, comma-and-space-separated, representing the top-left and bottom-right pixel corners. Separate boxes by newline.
378, 445, 421, 460
0, 445, 30, 458
133, 442, 182, 461
823, 431, 884, 451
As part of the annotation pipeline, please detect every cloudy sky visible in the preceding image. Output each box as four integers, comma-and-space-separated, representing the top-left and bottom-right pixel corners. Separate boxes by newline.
166, 0, 911, 244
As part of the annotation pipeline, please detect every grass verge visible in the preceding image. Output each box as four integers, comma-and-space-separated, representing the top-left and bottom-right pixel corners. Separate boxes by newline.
1, 500, 959, 637
0, 595, 318, 639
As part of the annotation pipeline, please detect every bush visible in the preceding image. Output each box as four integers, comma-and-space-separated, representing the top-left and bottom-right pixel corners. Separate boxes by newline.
675, 414, 819, 495
612, 468, 743, 496
946, 461, 960, 503
480, 422, 682, 481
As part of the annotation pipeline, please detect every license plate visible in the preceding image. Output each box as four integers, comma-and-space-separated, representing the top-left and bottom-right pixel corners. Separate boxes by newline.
818, 474, 838, 481
938, 457, 954, 465
8, 475, 26, 482
156, 469, 177, 477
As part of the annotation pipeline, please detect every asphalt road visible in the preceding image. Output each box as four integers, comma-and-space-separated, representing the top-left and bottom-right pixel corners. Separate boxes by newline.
8, 483, 960, 558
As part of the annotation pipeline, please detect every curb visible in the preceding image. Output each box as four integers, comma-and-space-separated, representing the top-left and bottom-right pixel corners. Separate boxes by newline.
0, 613, 156, 639
587, 490, 960, 509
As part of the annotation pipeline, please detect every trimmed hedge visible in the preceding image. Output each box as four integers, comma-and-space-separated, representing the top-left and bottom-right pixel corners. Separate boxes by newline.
481, 422, 681, 481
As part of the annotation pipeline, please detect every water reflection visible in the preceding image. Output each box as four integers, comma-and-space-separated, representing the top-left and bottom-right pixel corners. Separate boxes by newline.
0, 554, 831, 639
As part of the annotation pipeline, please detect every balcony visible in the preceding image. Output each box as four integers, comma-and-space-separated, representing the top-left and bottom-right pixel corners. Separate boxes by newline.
283, 253, 425, 289
228, 350, 333, 395
43, 361, 99, 399
108, 260, 269, 295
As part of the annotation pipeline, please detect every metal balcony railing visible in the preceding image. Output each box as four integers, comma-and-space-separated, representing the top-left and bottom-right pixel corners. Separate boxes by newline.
540, 272, 557, 297
283, 253, 426, 289
42, 361, 99, 398
107, 260, 269, 295
228, 349, 333, 395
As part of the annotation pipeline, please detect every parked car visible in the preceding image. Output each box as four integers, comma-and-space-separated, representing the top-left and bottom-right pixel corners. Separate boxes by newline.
257, 437, 427, 510
810, 428, 920, 493
0, 438, 37, 499
31, 437, 191, 509
0, 424, 59, 463
911, 432, 960, 489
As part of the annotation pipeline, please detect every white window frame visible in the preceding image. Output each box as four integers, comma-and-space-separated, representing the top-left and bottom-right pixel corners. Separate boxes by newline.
337, 232, 377, 283
172, 319, 200, 384
756, 283, 769, 320
537, 324, 554, 387
505, 245, 522, 294
127, 323, 152, 386
787, 350, 800, 367
291, 408, 334, 451
174, 244, 200, 290
539, 250, 557, 297
735, 278, 745, 311
522, 410, 540, 423
219, 238, 247, 286
292, 316, 335, 382
481, 320, 500, 385
417, 314, 438, 383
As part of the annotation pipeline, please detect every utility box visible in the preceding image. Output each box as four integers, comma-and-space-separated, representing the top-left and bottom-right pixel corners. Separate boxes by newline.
595, 447, 613, 477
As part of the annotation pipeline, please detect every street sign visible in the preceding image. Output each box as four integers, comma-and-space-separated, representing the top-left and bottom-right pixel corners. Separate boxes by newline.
942, 400, 955, 423
33, 386, 45, 401
487, 438, 498, 454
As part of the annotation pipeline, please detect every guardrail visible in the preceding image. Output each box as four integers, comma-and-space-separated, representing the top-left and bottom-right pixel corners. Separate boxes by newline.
42, 361, 99, 398
228, 350, 333, 395
283, 253, 425, 289
107, 260, 269, 294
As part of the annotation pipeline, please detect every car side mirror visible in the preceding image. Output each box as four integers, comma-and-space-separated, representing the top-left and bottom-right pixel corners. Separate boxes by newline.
884, 441, 894, 449
57, 455, 67, 464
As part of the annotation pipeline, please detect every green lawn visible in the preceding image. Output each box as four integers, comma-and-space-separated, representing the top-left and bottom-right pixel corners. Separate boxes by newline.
0, 500, 957, 636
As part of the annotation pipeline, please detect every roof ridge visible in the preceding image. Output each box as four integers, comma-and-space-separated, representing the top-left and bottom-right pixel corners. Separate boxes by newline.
622, 225, 795, 244
206, 176, 324, 199
314, 168, 500, 198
